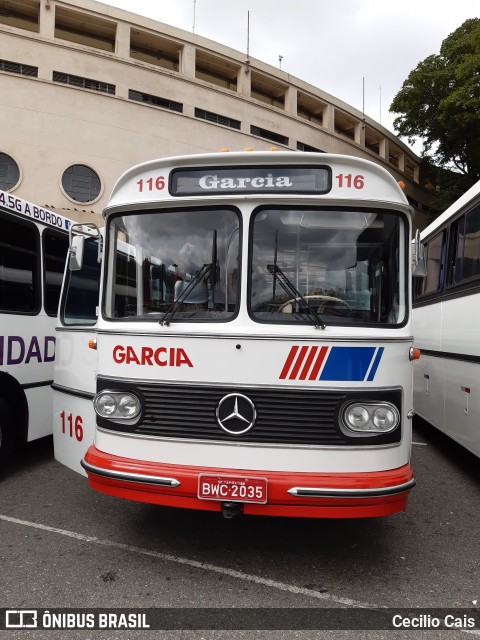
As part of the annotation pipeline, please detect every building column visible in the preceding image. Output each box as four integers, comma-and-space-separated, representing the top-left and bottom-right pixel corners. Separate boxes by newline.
355, 121, 365, 146
115, 22, 130, 58
413, 163, 420, 183
37, 2, 55, 80
39, 1, 55, 39
181, 43, 196, 78
323, 104, 335, 132
238, 64, 251, 97
379, 138, 389, 160
284, 86, 297, 115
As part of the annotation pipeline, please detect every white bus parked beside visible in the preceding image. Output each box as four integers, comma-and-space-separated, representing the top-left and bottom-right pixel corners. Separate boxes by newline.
53, 151, 418, 518
0, 191, 70, 468
413, 180, 480, 458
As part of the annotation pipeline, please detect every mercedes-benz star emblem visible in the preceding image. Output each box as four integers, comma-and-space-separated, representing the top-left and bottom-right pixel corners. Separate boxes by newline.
216, 393, 257, 435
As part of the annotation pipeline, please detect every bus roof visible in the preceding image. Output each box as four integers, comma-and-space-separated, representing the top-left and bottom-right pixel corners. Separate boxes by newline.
105, 151, 410, 215
420, 179, 480, 242
0, 189, 71, 232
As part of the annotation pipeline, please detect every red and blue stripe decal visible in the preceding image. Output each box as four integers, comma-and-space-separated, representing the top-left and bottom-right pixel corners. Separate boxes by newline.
279, 346, 384, 382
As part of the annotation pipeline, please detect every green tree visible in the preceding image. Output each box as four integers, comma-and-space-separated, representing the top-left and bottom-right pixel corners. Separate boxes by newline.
390, 18, 480, 205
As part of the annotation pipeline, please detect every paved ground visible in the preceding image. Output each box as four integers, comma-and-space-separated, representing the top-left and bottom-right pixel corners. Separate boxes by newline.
0, 417, 479, 639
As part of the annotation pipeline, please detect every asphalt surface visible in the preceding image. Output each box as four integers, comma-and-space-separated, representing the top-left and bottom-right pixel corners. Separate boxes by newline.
0, 417, 479, 640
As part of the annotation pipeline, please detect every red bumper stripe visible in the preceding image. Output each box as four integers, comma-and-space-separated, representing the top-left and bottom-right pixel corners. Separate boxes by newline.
83, 446, 415, 519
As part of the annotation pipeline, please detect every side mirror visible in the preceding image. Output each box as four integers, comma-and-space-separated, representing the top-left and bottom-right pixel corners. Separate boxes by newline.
412, 229, 427, 278
68, 222, 103, 270
69, 234, 85, 271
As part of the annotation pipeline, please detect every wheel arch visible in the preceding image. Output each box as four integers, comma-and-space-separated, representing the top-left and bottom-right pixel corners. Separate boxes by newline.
0, 372, 29, 444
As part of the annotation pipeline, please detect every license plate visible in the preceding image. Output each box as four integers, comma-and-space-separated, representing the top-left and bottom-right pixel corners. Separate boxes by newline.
198, 474, 267, 504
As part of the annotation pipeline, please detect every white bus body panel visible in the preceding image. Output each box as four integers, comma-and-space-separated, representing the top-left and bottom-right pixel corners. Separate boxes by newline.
53, 329, 97, 474
92, 331, 412, 473
55, 328, 414, 476
94, 429, 410, 474
444, 360, 480, 457
412, 303, 445, 431
443, 295, 480, 456
1, 306, 57, 441
414, 296, 480, 458
99, 332, 411, 388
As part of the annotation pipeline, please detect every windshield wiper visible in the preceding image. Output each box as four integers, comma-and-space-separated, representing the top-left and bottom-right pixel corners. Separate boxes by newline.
160, 263, 212, 326
267, 264, 326, 330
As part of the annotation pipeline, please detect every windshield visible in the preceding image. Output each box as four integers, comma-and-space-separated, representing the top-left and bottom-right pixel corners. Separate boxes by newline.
105, 208, 240, 321
249, 207, 406, 326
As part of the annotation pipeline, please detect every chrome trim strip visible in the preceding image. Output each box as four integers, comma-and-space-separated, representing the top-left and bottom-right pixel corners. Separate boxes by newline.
418, 348, 480, 366
89, 329, 414, 342
95, 426, 403, 451
21, 379, 54, 390
56, 327, 98, 333
287, 478, 416, 498
80, 459, 181, 487
96, 375, 403, 393
52, 383, 95, 400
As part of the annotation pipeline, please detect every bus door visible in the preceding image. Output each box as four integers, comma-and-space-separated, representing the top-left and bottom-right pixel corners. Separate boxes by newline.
53, 227, 101, 474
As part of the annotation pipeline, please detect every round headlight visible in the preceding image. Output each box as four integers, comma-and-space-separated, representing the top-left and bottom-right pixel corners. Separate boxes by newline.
344, 405, 370, 430
372, 406, 398, 431
118, 394, 140, 418
341, 401, 399, 434
95, 393, 117, 417
94, 390, 141, 421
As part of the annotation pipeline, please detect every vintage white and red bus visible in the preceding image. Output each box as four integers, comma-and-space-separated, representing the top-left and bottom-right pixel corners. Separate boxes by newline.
53, 151, 418, 518
0, 190, 71, 468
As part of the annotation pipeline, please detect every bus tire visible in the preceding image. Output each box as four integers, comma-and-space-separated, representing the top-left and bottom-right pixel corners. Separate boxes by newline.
0, 399, 15, 471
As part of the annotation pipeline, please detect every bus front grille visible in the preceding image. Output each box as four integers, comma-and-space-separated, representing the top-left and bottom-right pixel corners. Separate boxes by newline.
96, 379, 402, 446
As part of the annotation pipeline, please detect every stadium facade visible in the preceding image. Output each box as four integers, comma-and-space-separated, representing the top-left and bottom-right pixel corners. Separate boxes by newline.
0, 0, 433, 228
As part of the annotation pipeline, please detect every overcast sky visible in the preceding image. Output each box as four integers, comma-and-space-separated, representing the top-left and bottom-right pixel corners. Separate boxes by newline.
103, 0, 479, 154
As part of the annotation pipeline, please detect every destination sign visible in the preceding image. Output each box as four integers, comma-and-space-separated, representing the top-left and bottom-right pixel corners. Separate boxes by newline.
170, 165, 331, 196
0, 190, 71, 231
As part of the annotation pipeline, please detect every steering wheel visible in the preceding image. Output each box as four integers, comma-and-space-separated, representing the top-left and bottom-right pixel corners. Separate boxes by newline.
279, 295, 351, 316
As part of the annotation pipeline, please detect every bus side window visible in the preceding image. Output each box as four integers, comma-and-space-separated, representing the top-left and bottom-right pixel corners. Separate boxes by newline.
0, 213, 40, 313
451, 206, 480, 284
62, 238, 101, 325
463, 206, 480, 279
416, 231, 445, 297
43, 230, 69, 316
